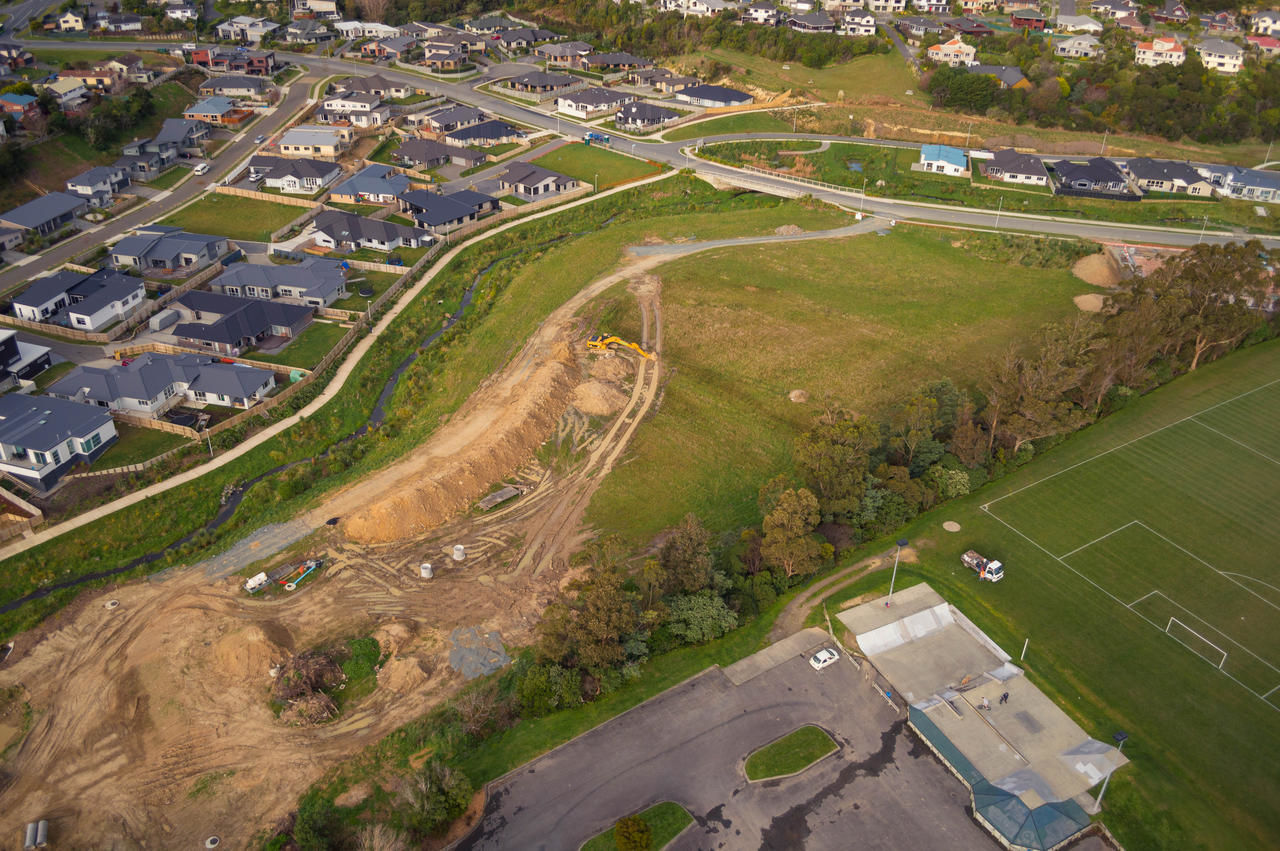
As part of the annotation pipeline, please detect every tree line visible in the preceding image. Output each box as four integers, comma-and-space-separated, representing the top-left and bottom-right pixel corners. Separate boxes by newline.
923, 29, 1280, 144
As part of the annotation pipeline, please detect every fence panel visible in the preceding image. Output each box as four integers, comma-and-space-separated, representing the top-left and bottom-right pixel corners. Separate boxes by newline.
214, 185, 324, 208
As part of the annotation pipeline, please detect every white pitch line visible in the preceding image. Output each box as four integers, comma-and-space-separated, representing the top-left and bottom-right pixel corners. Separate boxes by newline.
1058, 521, 1139, 560
1189, 417, 1280, 467
984, 375, 1280, 509
1264, 683, 1280, 699
1128, 589, 1159, 609
1222, 572, 1280, 597
1136, 522, 1280, 616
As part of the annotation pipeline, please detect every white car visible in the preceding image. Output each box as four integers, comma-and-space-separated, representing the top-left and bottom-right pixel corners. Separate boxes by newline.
192, 162, 210, 176
809, 648, 839, 671
254, 135, 267, 144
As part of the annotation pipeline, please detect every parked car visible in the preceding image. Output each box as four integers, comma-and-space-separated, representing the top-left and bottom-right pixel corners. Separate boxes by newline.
809, 648, 839, 671
193, 162, 210, 176
253, 135, 266, 144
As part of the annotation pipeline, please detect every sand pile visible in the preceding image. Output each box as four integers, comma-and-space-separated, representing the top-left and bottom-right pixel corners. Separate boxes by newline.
378, 656, 429, 695
572, 380, 628, 416
789, 389, 810, 403
213, 625, 283, 682
1074, 293, 1106, 313
371, 621, 415, 656
775, 224, 803, 236
1072, 252, 1125, 287
589, 356, 631, 383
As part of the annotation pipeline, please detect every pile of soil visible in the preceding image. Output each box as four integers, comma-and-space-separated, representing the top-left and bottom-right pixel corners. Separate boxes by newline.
572, 380, 628, 416
213, 625, 283, 682
1072, 252, 1125, 287
378, 656, 430, 695
371, 621, 415, 656
589, 356, 631, 383
1074, 293, 1107, 313
789, 389, 810, 403
775, 224, 803, 236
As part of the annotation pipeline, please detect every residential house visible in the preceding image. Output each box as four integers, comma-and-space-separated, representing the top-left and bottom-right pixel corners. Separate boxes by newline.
1123, 157, 1214, 195
401, 21, 459, 40
918, 144, 968, 176
217, 16, 279, 43
1056, 34, 1103, 59
0, 192, 87, 237
283, 19, 335, 44
38, 77, 88, 109
100, 12, 144, 32
628, 68, 698, 92
927, 37, 977, 67
190, 47, 276, 75
576, 52, 654, 73
498, 28, 560, 52
200, 75, 273, 99
1252, 10, 1280, 38
335, 21, 400, 39
674, 84, 753, 107
1089, 0, 1137, 19
1053, 157, 1130, 193
0, 93, 37, 121
114, 151, 164, 181
278, 125, 349, 158
184, 96, 253, 127
164, 5, 199, 22
60, 67, 123, 93
396, 189, 499, 233
57, 9, 86, 32
211, 258, 348, 307
465, 15, 514, 33
945, 17, 993, 38
897, 17, 946, 44
0, 329, 51, 382
329, 164, 411, 204
743, 1, 782, 26
1135, 36, 1186, 67
615, 101, 679, 131
497, 163, 579, 197
663, 0, 744, 17
788, 11, 837, 32
1199, 12, 1239, 34
147, 118, 210, 157
968, 64, 1030, 89
290, 0, 341, 19
170, 290, 313, 355
444, 119, 524, 147
556, 87, 634, 119
309, 210, 430, 252
912, 0, 951, 13
423, 104, 485, 133
0, 43, 35, 71
1010, 9, 1047, 30
535, 41, 594, 66
983, 147, 1044, 184
104, 54, 153, 83
246, 155, 341, 194
12, 268, 145, 331
865, 0, 907, 11
362, 35, 417, 61
0, 395, 117, 491
335, 74, 416, 100
66, 166, 130, 208
1248, 34, 1280, 58
317, 90, 392, 127
1196, 38, 1244, 74
48, 353, 277, 415
1219, 167, 1280, 203
840, 11, 877, 37
505, 71, 580, 94
422, 47, 469, 71
1055, 15, 1103, 33
1153, 0, 1189, 24
422, 31, 488, 54
784, 0, 818, 13
391, 138, 456, 168
111, 225, 227, 272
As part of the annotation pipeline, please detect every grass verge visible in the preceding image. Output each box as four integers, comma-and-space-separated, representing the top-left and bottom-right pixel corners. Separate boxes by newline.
531, 143, 664, 188
743, 725, 837, 780
581, 802, 693, 851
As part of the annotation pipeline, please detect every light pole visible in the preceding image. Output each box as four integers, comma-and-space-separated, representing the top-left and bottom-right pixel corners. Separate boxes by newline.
886, 538, 909, 607
594, 171, 598, 193
1091, 731, 1129, 813
1198, 215, 1209, 243
1100, 128, 1109, 156
994, 195, 1003, 230
964, 120, 973, 148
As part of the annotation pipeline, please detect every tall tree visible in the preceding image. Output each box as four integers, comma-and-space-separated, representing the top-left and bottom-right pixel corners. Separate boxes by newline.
659, 513, 713, 594
793, 409, 879, 519
760, 488, 829, 579
890, 394, 940, 466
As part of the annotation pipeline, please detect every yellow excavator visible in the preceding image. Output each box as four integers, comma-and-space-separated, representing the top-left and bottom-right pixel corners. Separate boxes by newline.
587, 334, 655, 360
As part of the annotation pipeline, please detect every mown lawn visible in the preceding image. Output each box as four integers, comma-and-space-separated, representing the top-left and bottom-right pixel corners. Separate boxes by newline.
160, 195, 304, 242
587, 225, 1095, 541
581, 801, 693, 851
32, 360, 76, 391
249, 321, 349, 369
664, 111, 794, 142
331, 270, 401, 312
532, 143, 664, 188
91, 424, 190, 469
147, 165, 191, 191
666, 48, 923, 106
744, 725, 836, 780
799, 339, 1280, 851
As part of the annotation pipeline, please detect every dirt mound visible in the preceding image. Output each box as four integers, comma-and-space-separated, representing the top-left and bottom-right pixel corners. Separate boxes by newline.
378, 656, 429, 694
1072, 252, 1124, 287
589, 356, 631, 383
1074, 293, 1106, 313
789, 389, 809, 403
213, 625, 283, 682
338, 342, 580, 544
282, 692, 337, 725
775, 224, 803, 236
572, 380, 628, 416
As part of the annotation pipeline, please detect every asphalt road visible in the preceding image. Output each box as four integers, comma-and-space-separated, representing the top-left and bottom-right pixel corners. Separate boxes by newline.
454, 637, 993, 851
0, 63, 315, 295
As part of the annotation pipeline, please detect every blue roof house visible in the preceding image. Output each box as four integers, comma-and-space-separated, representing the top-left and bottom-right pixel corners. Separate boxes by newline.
919, 144, 969, 177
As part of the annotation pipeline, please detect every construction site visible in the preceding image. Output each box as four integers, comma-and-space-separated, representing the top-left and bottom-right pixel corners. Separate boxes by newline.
0, 252, 666, 844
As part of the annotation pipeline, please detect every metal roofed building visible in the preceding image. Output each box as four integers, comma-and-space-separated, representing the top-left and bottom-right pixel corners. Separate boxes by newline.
0, 394, 117, 490
48, 351, 277, 415
211, 257, 348, 307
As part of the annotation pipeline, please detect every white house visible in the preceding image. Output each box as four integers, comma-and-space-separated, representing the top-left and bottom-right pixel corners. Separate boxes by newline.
1135, 36, 1186, 67
981, 148, 1050, 186
318, 91, 391, 127
12, 269, 145, 332
555, 87, 634, 119
1196, 38, 1245, 74
918, 144, 968, 176
840, 11, 876, 37
0, 395, 117, 490
335, 20, 401, 39
1251, 10, 1280, 37
1056, 34, 1103, 59
926, 37, 976, 67
1055, 15, 1103, 34
865, 0, 908, 12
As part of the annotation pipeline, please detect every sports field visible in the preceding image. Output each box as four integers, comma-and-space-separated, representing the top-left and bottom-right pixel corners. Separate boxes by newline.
985, 379, 1280, 708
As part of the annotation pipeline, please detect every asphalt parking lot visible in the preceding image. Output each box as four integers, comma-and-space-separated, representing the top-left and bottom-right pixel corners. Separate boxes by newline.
454, 629, 995, 850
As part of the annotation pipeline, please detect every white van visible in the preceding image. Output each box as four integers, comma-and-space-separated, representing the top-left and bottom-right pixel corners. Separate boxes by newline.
193, 163, 210, 176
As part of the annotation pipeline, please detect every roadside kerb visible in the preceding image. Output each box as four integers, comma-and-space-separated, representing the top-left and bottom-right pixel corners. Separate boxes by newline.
0, 171, 677, 560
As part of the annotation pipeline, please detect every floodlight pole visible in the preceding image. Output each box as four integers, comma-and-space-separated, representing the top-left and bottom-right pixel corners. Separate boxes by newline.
886, 538, 909, 607
1090, 732, 1129, 814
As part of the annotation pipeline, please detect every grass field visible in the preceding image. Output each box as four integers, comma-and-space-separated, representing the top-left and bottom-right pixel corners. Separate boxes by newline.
532, 143, 664, 188
147, 165, 191, 191
586, 225, 1096, 541
743, 725, 836, 780
795, 340, 1280, 850
664, 111, 794, 142
92, 424, 189, 469
581, 801, 693, 851
249, 321, 348, 369
160, 195, 303, 243
666, 48, 922, 106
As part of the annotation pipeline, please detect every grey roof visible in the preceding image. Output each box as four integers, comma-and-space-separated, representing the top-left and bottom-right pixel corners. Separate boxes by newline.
536, 40, 592, 56
1198, 37, 1243, 55
48, 352, 273, 404
498, 27, 556, 43
69, 272, 142, 318
467, 15, 513, 30
1054, 156, 1126, 184
68, 166, 121, 187
394, 138, 454, 165
560, 86, 630, 107
213, 257, 347, 301
378, 35, 417, 53
428, 104, 484, 126
174, 291, 311, 346
790, 11, 835, 27
447, 119, 522, 143
0, 394, 113, 452
248, 155, 339, 182
327, 89, 381, 106
0, 192, 86, 229
987, 148, 1049, 178
499, 163, 572, 189
1125, 157, 1206, 185
676, 84, 752, 104
187, 96, 236, 116
113, 226, 223, 264
279, 126, 342, 147
616, 102, 678, 124
398, 189, 479, 227
1228, 167, 1280, 190
153, 118, 205, 146
508, 71, 577, 88
201, 75, 268, 92
447, 189, 497, 210
331, 163, 411, 198
14, 270, 90, 310
312, 210, 424, 245
337, 73, 399, 93
969, 64, 1027, 87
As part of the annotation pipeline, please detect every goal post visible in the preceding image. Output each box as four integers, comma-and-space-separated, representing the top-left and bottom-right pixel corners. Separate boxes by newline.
1167, 616, 1228, 670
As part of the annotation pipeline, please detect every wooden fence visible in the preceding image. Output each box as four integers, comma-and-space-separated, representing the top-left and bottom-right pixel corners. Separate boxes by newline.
111, 341, 309, 378
62, 439, 192, 482
214, 184, 325, 208
270, 204, 326, 241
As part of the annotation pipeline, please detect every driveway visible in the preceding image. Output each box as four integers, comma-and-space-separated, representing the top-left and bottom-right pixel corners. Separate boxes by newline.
454, 629, 994, 851
15, 331, 106, 365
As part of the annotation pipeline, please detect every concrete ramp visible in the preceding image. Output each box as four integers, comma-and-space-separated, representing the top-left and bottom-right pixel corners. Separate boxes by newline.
722, 626, 830, 685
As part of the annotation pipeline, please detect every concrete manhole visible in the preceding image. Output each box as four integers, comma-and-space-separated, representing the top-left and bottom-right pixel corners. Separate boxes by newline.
205, 838, 221, 849
284, 582, 297, 591
942, 521, 961, 533
104, 600, 120, 610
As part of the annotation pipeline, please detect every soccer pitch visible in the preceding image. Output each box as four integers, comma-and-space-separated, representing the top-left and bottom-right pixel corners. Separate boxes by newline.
984, 376, 1280, 710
